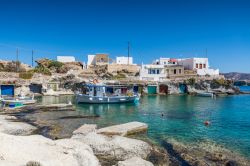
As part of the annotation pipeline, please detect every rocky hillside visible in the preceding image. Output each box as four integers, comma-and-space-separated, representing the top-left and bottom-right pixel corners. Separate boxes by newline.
222, 72, 250, 80
35, 58, 83, 74
0, 60, 32, 72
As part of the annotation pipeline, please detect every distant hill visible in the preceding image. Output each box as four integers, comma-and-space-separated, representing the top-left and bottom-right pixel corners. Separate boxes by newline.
222, 72, 250, 80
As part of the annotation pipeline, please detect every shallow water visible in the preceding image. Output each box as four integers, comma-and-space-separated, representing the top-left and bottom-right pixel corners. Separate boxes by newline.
33, 92, 250, 159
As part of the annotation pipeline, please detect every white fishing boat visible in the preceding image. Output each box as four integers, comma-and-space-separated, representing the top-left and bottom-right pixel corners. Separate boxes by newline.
1, 94, 37, 108
76, 83, 140, 104
17, 94, 37, 105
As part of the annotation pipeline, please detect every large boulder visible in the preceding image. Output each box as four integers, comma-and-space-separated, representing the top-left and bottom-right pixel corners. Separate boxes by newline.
73, 124, 97, 136
97, 122, 148, 136
117, 157, 154, 166
0, 133, 100, 166
72, 132, 152, 162
0, 115, 37, 136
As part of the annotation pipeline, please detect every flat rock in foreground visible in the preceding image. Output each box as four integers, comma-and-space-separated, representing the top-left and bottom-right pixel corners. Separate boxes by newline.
0, 115, 37, 136
117, 157, 154, 166
72, 132, 152, 162
97, 121, 148, 136
0, 133, 100, 166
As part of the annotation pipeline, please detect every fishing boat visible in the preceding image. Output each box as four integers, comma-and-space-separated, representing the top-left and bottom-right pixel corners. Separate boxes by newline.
1, 95, 37, 108
76, 83, 140, 104
17, 94, 37, 104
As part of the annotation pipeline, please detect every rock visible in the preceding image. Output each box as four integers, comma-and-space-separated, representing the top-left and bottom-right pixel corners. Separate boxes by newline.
36, 103, 73, 110
0, 115, 37, 135
117, 157, 154, 166
225, 160, 238, 166
0, 132, 100, 166
72, 132, 152, 162
15, 85, 32, 96
163, 139, 250, 166
97, 121, 148, 136
73, 124, 97, 136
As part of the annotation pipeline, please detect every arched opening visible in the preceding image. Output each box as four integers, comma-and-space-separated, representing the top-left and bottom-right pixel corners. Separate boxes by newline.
159, 84, 168, 94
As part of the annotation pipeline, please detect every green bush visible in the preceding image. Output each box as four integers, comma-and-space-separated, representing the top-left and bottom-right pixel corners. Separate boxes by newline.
112, 73, 126, 80
19, 71, 34, 79
33, 65, 51, 75
185, 78, 196, 86
48, 60, 64, 69
211, 79, 233, 89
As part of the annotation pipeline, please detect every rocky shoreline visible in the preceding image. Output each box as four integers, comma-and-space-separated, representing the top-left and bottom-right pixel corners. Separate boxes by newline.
0, 110, 250, 166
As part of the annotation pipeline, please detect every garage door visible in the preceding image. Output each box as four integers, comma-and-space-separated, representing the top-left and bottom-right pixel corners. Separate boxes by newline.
147, 86, 157, 94
1, 85, 14, 96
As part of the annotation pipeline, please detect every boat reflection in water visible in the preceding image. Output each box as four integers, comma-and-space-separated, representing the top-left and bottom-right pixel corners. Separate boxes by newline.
76, 83, 140, 104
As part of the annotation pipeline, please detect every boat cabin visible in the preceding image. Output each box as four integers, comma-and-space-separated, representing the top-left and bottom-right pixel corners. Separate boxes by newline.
81, 84, 135, 97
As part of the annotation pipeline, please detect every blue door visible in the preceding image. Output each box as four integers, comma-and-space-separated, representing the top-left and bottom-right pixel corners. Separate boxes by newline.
1, 85, 14, 96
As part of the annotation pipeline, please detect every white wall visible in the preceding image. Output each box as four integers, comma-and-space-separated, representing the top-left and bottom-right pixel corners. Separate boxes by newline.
139, 64, 166, 81
197, 68, 219, 76
116, 56, 133, 65
159, 58, 170, 65
177, 58, 209, 70
87, 55, 95, 66
57, 56, 76, 63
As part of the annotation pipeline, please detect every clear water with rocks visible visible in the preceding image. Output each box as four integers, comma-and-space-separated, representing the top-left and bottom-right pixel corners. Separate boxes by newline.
31, 86, 250, 159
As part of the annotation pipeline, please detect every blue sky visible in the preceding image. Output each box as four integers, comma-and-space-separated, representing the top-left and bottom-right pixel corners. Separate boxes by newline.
0, 0, 250, 72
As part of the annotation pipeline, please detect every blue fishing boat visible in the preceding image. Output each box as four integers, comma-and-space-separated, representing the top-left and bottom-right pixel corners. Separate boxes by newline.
76, 84, 140, 104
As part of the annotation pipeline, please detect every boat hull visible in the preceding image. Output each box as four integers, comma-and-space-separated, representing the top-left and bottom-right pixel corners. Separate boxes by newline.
76, 94, 139, 104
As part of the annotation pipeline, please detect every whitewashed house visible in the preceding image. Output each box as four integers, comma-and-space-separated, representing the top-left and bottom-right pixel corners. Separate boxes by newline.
177, 58, 219, 76
158, 58, 178, 65
87, 53, 109, 67
139, 64, 166, 81
57, 56, 76, 63
115, 56, 133, 65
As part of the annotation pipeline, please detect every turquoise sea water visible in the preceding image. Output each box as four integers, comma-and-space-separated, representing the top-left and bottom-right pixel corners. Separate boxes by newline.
36, 87, 250, 159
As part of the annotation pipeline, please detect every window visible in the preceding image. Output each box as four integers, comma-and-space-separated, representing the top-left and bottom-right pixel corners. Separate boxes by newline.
179, 69, 182, 74
174, 69, 177, 74
203, 64, 206, 68
196, 63, 199, 68
199, 64, 202, 69
157, 69, 160, 74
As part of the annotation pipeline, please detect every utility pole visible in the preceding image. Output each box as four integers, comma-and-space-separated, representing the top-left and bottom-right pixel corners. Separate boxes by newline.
16, 48, 19, 72
127, 41, 130, 65
32, 49, 34, 67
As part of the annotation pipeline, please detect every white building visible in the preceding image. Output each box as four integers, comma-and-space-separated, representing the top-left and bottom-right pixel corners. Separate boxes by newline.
157, 58, 178, 65
87, 54, 109, 66
139, 64, 166, 81
87, 54, 96, 66
115, 56, 133, 65
57, 56, 76, 63
177, 58, 219, 76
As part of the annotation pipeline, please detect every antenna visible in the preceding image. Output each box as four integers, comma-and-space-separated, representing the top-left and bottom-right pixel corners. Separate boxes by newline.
127, 41, 130, 65
205, 48, 208, 58
16, 48, 19, 72
32, 49, 34, 67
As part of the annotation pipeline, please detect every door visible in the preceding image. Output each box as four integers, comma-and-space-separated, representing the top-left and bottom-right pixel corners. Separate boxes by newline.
148, 86, 157, 94
1, 85, 14, 96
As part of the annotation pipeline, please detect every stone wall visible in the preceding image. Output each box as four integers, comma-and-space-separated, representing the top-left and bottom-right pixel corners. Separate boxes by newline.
108, 64, 140, 74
